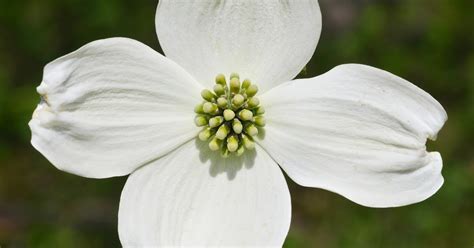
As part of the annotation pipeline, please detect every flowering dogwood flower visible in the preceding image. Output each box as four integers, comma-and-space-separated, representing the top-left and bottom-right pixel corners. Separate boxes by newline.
29, 0, 447, 247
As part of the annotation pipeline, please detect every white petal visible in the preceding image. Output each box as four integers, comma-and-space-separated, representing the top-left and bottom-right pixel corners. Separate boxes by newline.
156, 0, 321, 92
29, 38, 203, 179
118, 140, 291, 247
259, 64, 447, 208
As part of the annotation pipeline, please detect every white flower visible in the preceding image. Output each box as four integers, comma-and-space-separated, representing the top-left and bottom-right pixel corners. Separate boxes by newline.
29, 0, 447, 247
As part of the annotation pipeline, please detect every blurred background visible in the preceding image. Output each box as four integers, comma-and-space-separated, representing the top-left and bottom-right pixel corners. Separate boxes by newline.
0, 0, 473, 247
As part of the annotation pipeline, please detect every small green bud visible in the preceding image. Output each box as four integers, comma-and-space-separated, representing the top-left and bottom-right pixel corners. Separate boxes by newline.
194, 103, 204, 114
254, 116, 266, 127
223, 109, 235, 121
245, 124, 259, 136
203, 102, 218, 114
242, 79, 251, 89
213, 84, 225, 96
247, 97, 260, 108
226, 136, 239, 152
236, 144, 245, 156
216, 125, 230, 140
232, 94, 245, 107
238, 109, 253, 121
232, 119, 243, 134
215, 74, 226, 86
221, 147, 230, 158
194, 115, 208, 127
209, 116, 224, 128
201, 89, 215, 102
242, 134, 255, 150
209, 137, 221, 151
198, 128, 213, 141
230, 77, 240, 93
230, 72, 240, 80
217, 97, 228, 109
246, 84, 258, 97
255, 106, 265, 115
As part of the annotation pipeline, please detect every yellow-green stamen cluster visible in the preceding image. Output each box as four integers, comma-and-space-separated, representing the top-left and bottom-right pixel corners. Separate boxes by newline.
194, 73, 266, 157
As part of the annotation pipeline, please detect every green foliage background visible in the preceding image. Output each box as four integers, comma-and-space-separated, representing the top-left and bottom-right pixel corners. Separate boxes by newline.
0, 0, 473, 247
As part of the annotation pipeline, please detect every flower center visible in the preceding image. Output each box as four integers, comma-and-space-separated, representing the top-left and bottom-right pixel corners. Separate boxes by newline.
194, 73, 266, 158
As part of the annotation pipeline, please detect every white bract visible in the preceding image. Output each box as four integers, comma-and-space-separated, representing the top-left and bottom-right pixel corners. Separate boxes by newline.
29, 0, 447, 247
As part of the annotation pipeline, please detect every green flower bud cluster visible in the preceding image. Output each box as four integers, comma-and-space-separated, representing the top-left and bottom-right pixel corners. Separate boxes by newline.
194, 73, 266, 158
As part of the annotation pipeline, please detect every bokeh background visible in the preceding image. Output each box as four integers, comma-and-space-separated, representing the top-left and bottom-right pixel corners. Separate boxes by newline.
1, 0, 473, 247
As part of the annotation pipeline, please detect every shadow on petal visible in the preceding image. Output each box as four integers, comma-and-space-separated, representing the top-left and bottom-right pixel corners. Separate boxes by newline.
195, 139, 256, 180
